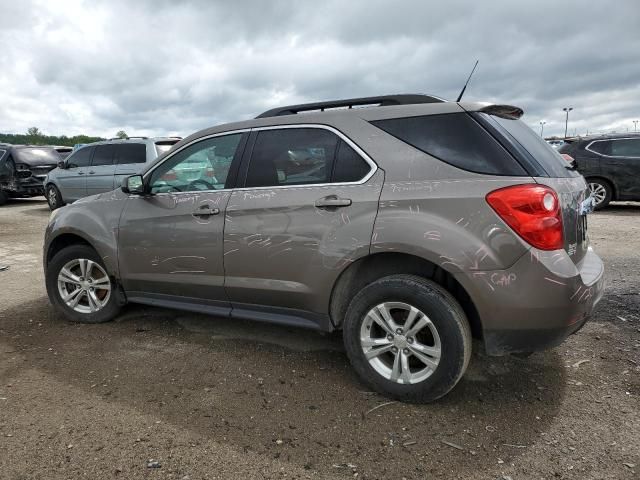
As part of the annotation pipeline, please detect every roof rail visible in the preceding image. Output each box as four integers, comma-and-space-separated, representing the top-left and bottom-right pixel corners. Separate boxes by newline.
255, 93, 445, 119
107, 136, 149, 141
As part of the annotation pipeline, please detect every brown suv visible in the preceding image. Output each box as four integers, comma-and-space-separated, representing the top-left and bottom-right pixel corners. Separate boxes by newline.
43, 95, 605, 402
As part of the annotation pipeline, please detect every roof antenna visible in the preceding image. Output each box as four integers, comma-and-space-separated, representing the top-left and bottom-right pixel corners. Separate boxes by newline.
456, 60, 479, 102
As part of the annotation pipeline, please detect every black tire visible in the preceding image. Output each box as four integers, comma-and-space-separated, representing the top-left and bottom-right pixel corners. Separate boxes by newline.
343, 275, 472, 403
46, 184, 64, 210
587, 178, 612, 210
0, 190, 7, 206
46, 245, 121, 323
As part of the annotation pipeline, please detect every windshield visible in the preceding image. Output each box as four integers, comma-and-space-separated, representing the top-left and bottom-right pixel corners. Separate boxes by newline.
14, 147, 61, 165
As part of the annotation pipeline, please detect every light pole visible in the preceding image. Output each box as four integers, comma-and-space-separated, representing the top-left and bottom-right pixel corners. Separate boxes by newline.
634, 120, 638, 132
563, 107, 573, 139
539, 121, 546, 137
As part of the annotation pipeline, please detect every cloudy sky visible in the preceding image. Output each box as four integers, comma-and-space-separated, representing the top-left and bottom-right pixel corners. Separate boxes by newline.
1, 0, 639, 139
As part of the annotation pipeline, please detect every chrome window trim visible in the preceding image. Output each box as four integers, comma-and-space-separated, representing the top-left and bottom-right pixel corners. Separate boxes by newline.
586, 137, 640, 158
0, 149, 6, 161
234, 123, 378, 191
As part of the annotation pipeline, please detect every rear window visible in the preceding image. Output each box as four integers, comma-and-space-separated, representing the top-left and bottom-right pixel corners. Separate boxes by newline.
372, 113, 526, 176
482, 114, 578, 178
114, 143, 147, 164
14, 147, 61, 165
155, 140, 179, 156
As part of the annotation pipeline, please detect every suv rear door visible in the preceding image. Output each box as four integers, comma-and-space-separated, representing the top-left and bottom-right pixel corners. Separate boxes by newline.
59, 146, 94, 201
600, 138, 640, 199
117, 132, 247, 307
86, 144, 116, 197
223, 125, 382, 326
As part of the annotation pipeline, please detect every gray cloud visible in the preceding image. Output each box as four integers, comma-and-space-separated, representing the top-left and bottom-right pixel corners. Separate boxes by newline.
0, 0, 638, 138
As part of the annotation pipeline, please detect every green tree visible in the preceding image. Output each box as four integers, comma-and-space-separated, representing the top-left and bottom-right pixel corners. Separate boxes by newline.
116, 130, 128, 139
27, 127, 42, 137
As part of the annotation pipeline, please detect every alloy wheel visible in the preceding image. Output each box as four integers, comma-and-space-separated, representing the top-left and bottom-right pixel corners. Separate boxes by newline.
360, 302, 441, 385
589, 182, 607, 206
57, 259, 111, 313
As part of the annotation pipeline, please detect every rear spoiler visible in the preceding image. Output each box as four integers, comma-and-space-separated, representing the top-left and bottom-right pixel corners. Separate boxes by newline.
478, 104, 523, 119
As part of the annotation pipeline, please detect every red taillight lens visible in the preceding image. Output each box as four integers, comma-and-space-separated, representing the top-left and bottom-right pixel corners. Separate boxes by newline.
162, 170, 177, 181
561, 153, 574, 163
486, 184, 564, 251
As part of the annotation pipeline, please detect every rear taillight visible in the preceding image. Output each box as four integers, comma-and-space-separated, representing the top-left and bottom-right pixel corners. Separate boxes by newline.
561, 153, 574, 163
486, 184, 564, 251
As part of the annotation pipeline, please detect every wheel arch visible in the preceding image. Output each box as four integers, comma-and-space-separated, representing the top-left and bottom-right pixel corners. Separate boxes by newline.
328, 252, 482, 339
586, 175, 617, 200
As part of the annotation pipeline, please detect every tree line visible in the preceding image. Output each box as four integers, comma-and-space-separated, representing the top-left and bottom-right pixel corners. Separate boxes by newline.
0, 127, 129, 147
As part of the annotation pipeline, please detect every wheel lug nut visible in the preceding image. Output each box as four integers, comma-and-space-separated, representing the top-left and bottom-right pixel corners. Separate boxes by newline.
407, 337, 414, 343
403, 348, 410, 354
396, 328, 402, 334
391, 347, 398, 353
387, 334, 393, 341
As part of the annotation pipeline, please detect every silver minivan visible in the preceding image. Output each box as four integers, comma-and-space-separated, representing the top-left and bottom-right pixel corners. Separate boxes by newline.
44, 137, 180, 209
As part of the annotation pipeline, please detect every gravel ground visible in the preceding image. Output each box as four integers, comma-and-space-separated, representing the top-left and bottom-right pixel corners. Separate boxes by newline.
0, 198, 638, 480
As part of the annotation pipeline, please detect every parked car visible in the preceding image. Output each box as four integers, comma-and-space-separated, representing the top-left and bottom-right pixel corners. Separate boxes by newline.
546, 139, 565, 149
44, 137, 180, 210
0, 144, 61, 205
559, 133, 640, 209
43, 94, 604, 402
52, 146, 74, 159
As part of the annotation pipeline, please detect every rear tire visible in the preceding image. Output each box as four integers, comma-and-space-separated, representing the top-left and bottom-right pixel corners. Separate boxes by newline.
0, 190, 7, 206
588, 178, 612, 210
46, 245, 121, 323
342, 275, 472, 403
46, 184, 64, 210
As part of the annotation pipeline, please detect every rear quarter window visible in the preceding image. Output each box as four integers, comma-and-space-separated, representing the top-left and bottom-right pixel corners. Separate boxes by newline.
482, 114, 578, 178
114, 143, 147, 164
371, 113, 527, 176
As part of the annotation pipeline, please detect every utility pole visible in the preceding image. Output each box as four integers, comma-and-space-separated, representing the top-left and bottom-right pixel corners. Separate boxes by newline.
634, 120, 638, 132
563, 107, 573, 139
539, 121, 546, 137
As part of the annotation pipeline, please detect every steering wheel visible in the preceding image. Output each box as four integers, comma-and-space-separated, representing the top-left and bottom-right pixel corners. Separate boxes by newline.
188, 179, 216, 191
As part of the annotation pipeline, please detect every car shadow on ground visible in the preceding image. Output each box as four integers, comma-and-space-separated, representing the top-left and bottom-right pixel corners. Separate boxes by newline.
597, 201, 640, 216
1, 298, 567, 478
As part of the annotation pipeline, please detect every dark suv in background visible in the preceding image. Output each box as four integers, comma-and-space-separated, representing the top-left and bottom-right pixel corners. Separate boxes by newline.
43, 94, 604, 402
559, 133, 640, 209
0, 144, 60, 205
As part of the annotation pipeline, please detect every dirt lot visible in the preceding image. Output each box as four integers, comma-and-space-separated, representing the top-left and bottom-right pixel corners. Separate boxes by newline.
0, 199, 638, 480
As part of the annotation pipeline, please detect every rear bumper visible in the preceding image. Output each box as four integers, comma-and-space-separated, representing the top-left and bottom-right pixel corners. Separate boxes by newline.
455, 247, 605, 355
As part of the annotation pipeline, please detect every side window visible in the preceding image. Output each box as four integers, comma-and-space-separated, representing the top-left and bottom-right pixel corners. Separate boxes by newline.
373, 114, 526, 176
0, 149, 6, 161
150, 133, 242, 194
245, 128, 338, 188
610, 139, 640, 158
587, 140, 611, 156
67, 146, 93, 168
332, 141, 371, 182
91, 145, 115, 166
115, 144, 147, 165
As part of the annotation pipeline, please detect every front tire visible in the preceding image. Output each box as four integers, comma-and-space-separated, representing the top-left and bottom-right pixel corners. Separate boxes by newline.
588, 178, 612, 210
46, 184, 64, 210
46, 245, 121, 323
343, 275, 471, 403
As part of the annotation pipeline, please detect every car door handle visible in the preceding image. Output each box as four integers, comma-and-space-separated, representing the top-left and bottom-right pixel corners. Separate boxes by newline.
192, 206, 220, 217
88, 171, 95, 174
77, 171, 85, 175
315, 195, 352, 208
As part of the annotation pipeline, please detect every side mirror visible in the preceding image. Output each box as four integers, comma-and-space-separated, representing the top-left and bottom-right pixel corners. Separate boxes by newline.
121, 175, 145, 195
57, 160, 66, 169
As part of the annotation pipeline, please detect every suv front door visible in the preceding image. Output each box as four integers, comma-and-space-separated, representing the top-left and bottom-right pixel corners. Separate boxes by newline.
59, 146, 94, 201
117, 132, 247, 309
223, 126, 382, 327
